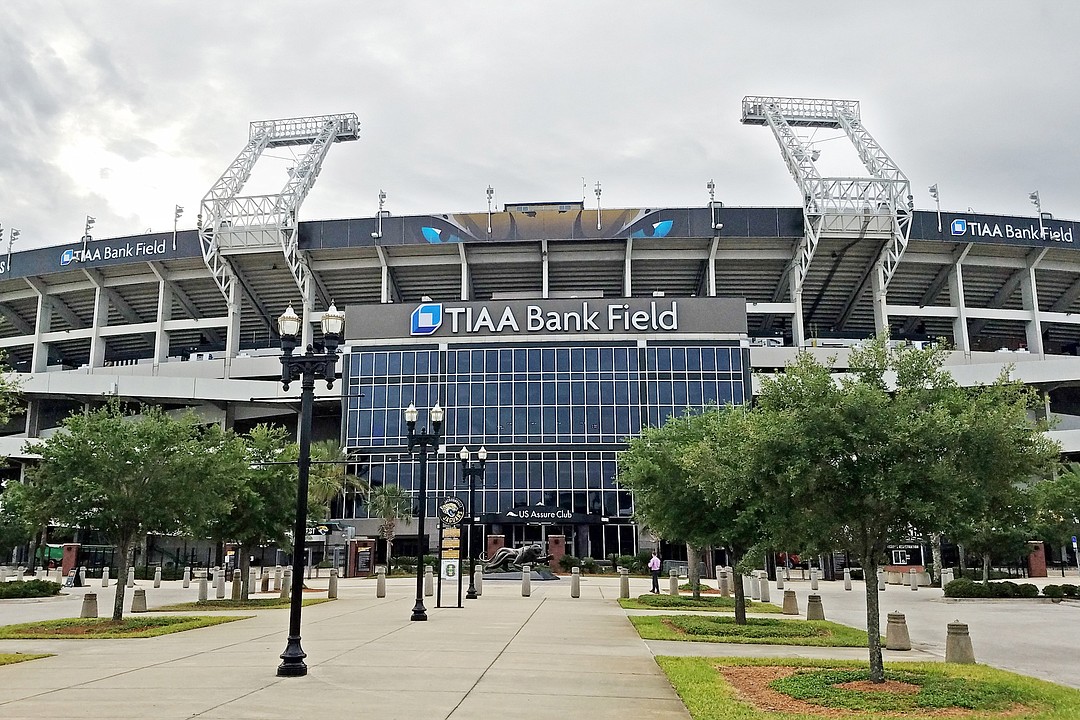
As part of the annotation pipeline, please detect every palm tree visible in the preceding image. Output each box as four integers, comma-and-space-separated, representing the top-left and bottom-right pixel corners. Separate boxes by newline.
308, 440, 367, 521
368, 484, 412, 573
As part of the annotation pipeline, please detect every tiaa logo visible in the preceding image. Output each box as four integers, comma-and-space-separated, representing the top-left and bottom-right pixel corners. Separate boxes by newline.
951, 219, 967, 236
411, 303, 443, 336
61, 249, 75, 266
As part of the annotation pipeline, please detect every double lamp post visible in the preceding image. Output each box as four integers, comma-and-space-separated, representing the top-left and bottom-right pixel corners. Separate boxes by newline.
404, 402, 443, 621
276, 302, 345, 678
459, 446, 487, 599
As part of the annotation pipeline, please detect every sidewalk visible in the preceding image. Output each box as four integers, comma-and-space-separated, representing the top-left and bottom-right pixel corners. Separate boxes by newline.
0, 575, 690, 720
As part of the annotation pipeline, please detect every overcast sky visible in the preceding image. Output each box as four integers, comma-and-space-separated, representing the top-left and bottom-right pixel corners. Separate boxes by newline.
2, 2, 1078, 250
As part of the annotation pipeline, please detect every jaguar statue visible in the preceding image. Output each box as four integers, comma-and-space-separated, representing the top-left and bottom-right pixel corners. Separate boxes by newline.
480, 543, 553, 573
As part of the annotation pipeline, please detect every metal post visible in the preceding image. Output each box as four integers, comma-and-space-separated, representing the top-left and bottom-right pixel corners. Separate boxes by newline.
405, 403, 442, 622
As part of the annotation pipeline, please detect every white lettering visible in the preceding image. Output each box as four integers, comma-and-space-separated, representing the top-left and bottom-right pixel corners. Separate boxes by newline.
495, 306, 519, 332
445, 307, 467, 333
473, 306, 495, 332
527, 306, 544, 330
545, 311, 560, 331
658, 301, 678, 330
582, 302, 599, 330
564, 311, 581, 331
631, 310, 649, 330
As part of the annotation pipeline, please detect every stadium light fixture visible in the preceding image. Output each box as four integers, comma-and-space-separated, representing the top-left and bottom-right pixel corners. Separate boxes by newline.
372, 189, 386, 239
486, 185, 494, 237
7, 228, 19, 274
82, 215, 96, 260
595, 181, 602, 231
275, 301, 344, 677
173, 205, 184, 251
1030, 191, 1045, 239
929, 184, 941, 233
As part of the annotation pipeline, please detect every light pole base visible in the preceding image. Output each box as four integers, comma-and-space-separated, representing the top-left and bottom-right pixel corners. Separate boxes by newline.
277, 636, 308, 677
411, 600, 428, 621
466, 584, 477, 600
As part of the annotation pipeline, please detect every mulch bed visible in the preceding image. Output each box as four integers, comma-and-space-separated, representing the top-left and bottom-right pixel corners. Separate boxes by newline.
718, 665, 1026, 718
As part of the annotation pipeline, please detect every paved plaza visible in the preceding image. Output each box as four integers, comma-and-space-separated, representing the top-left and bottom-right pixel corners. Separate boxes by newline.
0, 571, 1078, 719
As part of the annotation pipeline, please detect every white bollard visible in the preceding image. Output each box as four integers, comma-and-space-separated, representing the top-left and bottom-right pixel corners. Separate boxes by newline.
16, 566, 24, 582
328, 568, 339, 599
274, 565, 283, 592
749, 574, 760, 601
231, 569, 242, 601
719, 570, 731, 597
102, 566, 110, 588
153, 566, 162, 588
198, 571, 208, 601
126, 567, 135, 588
941, 567, 954, 587
521, 564, 532, 597
877, 569, 886, 591
474, 567, 483, 596
619, 568, 630, 599
668, 569, 679, 596
758, 571, 771, 603
424, 566, 434, 597
810, 568, 819, 591
909, 567, 919, 591
80, 592, 99, 618
376, 567, 386, 598
280, 568, 291, 600
742, 574, 753, 599
570, 566, 580, 598
216, 570, 226, 599
131, 588, 147, 613
844, 567, 852, 591
182, 566, 191, 589
776, 570, 785, 591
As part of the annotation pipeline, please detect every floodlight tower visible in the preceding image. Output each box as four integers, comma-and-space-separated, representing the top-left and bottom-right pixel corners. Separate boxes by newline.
741, 97, 912, 345
198, 114, 360, 353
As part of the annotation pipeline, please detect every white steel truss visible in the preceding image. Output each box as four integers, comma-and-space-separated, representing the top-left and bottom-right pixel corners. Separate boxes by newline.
742, 96, 912, 341
198, 114, 359, 343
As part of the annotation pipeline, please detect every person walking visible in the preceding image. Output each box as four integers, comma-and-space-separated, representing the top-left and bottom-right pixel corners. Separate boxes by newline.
648, 551, 662, 593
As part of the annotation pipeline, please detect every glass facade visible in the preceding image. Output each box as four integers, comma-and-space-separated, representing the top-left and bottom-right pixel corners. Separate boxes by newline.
342, 342, 751, 557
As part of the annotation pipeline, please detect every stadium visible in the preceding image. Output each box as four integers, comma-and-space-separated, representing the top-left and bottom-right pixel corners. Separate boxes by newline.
3, 96, 1080, 567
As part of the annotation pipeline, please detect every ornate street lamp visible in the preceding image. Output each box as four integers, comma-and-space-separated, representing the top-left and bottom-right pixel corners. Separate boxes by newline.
404, 402, 443, 621
276, 302, 346, 677
459, 446, 487, 600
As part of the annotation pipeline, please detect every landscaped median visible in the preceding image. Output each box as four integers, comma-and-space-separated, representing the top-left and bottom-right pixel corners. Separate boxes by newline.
0, 616, 249, 639
152, 598, 333, 612
632, 615, 876, 647
0, 653, 52, 666
620, 594, 782, 613
655, 656, 1080, 720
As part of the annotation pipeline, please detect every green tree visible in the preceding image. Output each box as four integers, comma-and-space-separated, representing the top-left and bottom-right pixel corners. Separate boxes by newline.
618, 408, 761, 619
308, 439, 365, 521
203, 424, 297, 599
24, 401, 245, 620
1033, 464, 1080, 552
748, 339, 1058, 682
368, 484, 412, 572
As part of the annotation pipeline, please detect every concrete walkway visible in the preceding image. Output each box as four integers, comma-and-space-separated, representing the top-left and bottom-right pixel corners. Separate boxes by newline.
0, 575, 689, 720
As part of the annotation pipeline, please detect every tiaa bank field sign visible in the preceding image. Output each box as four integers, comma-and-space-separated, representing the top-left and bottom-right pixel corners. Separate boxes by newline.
346, 297, 746, 341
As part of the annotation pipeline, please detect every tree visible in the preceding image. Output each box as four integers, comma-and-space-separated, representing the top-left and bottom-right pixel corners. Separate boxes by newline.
747, 339, 1058, 682
203, 425, 297, 599
1033, 464, 1080, 552
24, 401, 244, 620
368, 484, 411, 572
618, 408, 762, 620
308, 439, 365, 521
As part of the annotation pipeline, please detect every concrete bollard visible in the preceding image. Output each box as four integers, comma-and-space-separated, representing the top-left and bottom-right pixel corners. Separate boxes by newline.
909, 567, 919, 591
776, 570, 785, 591
80, 592, 99, 618
619, 568, 630, 599
945, 621, 976, 664
328, 568, 339, 599
182, 566, 191, 589
102, 566, 110, 588
714, 565, 722, 584
79, 566, 87, 585
844, 567, 852, 591
521, 564, 532, 597
742, 574, 753, 599
198, 571, 208, 601
782, 589, 799, 615
231, 569, 242, 601
806, 594, 825, 621
16, 566, 25, 581
749, 574, 760, 601
941, 567, 954, 588
758, 572, 771, 603
669, 569, 679, 596
885, 612, 912, 650
570, 566, 580, 598
260, 571, 270, 593
376, 567, 387, 598
249, 567, 257, 591
37, 565, 45, 578
216, 570, 226, 599
280, 568, 291, 600
474, 568, 483, 596
131, 588, 147, 613
719, 570, 731, 597
127, 567, 135, 588
153, 566, 162, 588
274, 565, 283, 592
810, 568, 819, 591
877, 569, 886, 591
424, 566, 434, 597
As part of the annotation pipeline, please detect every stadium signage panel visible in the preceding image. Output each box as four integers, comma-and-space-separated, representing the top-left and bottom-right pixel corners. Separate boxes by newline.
949, 217, 1073, 243
60, 239, 169, 266
345, 297, 747, 341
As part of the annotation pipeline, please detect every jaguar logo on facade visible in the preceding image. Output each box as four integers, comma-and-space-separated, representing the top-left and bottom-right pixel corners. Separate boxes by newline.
411, 303, 443, 335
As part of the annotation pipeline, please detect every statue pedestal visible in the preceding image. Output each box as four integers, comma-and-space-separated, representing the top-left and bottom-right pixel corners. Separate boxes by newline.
483, 569, 561, 581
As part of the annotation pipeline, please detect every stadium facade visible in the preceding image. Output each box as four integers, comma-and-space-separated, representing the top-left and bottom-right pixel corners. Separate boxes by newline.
4, 99, 1080, 561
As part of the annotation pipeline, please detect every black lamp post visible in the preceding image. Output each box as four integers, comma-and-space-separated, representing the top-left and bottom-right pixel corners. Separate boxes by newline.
404, 402, 443, 621
458, 446, 487, 600
276, 302, 346, 678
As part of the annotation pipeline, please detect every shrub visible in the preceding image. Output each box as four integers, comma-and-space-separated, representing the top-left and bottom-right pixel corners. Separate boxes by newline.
581, 557, 599, 574
1060, 583, 1078, 597
616, 555, 638, 572
1043, 584, 1065, 598
0, 579, 62, 599
989, 581, 1019, 598
943, 578, 988, 598
634, 550, 654, 574
1017, 583, 1039, 598
558, 554, 581, 572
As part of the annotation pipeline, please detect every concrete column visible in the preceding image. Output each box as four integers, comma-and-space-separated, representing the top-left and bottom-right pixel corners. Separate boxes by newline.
182, 566, 191, 588
570, 566, 580, 598
806, 594, 825, 620
153, 566, 162, 588
424, 566, 434, 597
80, 592, 99, 618
782, 589, 799, 615
886, 612, 912, 651
376, 567, 386, 598
225, 281, 242, 360
949, 259, 971, 352
1020, 261, 1045, 354
521, 564, 531, 597
131, 588, 147, 613
328, 568, 339, 599
30, 291, 52, 373
871, 263, 889, 338
789, 271, 806, 347
153, 277, 172, 364
945, 621, 976, 663
668, 569, 679, 596
88, 285, 108, 369
102, 566, 110, 587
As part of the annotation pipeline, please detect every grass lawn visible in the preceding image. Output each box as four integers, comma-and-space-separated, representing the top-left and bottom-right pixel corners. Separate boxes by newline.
0, 653, 52, 666
621, 594, 782, 613
656, 656, 1080, 720
0, 616, 249, 639
152, 597, 332, 611
631, 615, 875, 647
